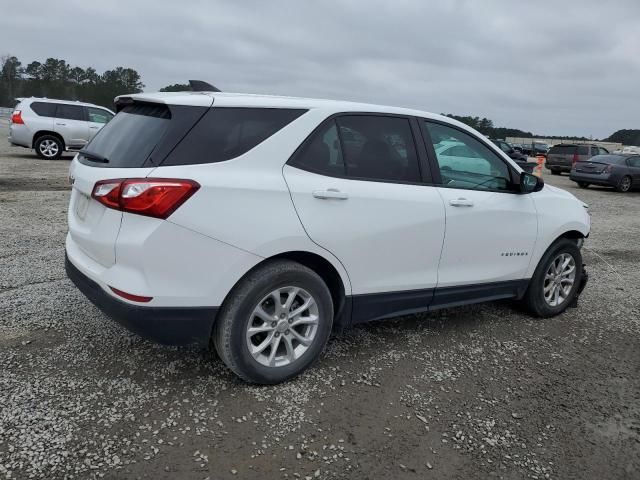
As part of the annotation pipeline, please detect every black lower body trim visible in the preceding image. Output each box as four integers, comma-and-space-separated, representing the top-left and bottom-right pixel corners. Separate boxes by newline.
348, 279, 530, 325
65, 255, 218, 346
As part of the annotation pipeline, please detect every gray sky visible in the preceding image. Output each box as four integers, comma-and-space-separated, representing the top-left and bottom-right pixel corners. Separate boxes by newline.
2, 0, 638, 138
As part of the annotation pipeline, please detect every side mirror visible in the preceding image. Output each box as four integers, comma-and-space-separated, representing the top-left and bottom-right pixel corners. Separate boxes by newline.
520, 172, 544, 193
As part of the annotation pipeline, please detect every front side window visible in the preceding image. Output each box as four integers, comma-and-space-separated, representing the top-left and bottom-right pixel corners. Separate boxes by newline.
335, 115, 421, 182
55, 104, 85, 121
87, 107, 114, 124
425, 121, 512, 191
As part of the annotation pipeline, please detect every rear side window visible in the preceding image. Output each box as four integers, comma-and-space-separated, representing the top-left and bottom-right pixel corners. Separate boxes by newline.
290, 120, 345, 176
56, 104, 85, 121
336, 115, 421, 182
30, 102, 57, 117
549, 145, 577, 155
163, 108, 306, 166
578, 146, 589, 155
87, 107, 114, 124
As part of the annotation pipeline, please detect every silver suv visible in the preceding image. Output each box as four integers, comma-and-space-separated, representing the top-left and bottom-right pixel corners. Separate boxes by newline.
8, 97, 115, 159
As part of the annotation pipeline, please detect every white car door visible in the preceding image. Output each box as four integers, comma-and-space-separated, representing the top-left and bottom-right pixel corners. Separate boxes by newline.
87, 107, 114, 141
284, 115, 446, 322
422, 120, 538, 294
54, 103, 89, 149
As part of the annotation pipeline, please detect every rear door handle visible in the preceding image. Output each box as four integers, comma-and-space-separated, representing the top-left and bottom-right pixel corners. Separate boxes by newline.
89, 126, 99, 130
312, 189, 349, 200
56, 123, 66, 126
449, 198, 474, 207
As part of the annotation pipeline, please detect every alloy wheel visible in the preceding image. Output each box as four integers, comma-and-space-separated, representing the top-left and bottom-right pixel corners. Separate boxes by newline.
39, 139, 59, 158
543, 253, 576, 307
620, 176, 631, 192
246, 286, 319, 367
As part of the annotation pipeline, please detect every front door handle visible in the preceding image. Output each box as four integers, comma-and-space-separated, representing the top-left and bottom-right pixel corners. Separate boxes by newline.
449, 198, 474, 207
56, 123, 66, 126
312, 189, 349, 200
89, 126, 99, 130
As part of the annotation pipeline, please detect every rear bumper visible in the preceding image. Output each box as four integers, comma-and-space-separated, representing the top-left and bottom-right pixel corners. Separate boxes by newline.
65, 254, 218, 346
569, 172, 614, 187
546, 164, 571, 172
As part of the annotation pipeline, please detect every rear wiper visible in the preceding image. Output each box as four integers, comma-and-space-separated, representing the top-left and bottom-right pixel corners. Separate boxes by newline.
79, 149, 109, 163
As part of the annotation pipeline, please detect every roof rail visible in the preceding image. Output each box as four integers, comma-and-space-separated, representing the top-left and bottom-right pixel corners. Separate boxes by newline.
189, 80, 221, 92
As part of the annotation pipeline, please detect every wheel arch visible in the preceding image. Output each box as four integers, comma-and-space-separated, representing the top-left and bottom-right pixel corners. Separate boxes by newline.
32, 130, 65, 149
219, 250, 351, 329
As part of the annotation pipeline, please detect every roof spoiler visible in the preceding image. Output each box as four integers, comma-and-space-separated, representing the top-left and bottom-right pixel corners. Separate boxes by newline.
189, 80, 221, 92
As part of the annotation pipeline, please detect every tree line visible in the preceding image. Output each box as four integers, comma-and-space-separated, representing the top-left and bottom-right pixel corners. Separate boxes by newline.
0, 54, 144, 109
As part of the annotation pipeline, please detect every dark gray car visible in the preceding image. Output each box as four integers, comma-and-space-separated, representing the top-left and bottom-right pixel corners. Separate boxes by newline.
546, 144, 609, 175
569, 154, 640, 192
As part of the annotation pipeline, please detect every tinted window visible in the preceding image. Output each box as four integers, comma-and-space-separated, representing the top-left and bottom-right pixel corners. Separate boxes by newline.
56, 104, 85, 121
290, 120, 345, 176
549, 145, 577, 155
591, 147, 599, 156
628, 156, 640, 167
335, 115, 421, 182
425, 121, 512, 191
599, 147, 609, 155
87, 107, 114, 124
578, 146, 589, 155
163, 108, 306, 166
30, 102, 57, 117
84, 103, 171, 167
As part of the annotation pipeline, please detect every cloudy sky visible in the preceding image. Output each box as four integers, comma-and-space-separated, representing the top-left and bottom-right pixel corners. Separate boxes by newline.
2, 0, 638, 138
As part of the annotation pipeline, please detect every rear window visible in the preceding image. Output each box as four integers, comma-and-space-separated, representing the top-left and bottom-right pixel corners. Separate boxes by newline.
548, 145, 577, 155
162, 108, 306, 166
82, 103, 173, 168
30, 102, 57, 117
56, 104, 85, 121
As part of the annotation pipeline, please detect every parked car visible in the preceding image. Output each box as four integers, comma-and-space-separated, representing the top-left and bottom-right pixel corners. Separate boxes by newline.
65, 90, 590, 384
8, 97, 115, 159
520, 142, 549, 157
546, 144, 609, 175
490, 139, 535, 172
570, 154, 640, 192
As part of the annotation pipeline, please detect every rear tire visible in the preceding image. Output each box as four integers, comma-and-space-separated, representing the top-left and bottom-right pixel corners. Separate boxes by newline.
523, 239, 583, 318
616, 175, 632, 193
577, 182, 589, 189
213, 260, 334, 384
550, 169, 561, 175
35, 135, 63, 160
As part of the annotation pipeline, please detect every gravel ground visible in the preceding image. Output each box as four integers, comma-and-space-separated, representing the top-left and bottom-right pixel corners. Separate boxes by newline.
1, 125, 639, 480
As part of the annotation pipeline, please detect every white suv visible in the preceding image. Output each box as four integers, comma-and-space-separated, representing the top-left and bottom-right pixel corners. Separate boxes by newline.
65, 91, 590, 383
8, 97, 115, 159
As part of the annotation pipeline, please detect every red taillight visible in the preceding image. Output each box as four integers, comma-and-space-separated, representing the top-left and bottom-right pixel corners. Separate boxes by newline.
109, 286, 153, 303
572, 153, 579, 165
11, 110, 24, 124
92, 178, 200, 219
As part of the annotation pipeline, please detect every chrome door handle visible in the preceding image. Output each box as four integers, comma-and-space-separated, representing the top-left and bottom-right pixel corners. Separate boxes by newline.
449, 198, 474, 207
312, 189, 349, 200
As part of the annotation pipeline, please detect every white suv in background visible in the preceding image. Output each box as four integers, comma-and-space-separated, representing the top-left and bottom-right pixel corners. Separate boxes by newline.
9, 97, 114, 159
65, 90, 590, 384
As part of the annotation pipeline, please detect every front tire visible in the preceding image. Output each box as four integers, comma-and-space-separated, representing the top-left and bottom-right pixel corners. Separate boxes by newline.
35, 135, 63, 160
550, 169, 561, 176
213, 260, 334, 384
577, 182, 589, 189
523, 239, 583, 318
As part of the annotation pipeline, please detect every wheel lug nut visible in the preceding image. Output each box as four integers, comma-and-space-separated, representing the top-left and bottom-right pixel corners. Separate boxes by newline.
288, 318, 293, 324
271, 321, 277, 327
275, 332, 280, 337
280, 313, 285, 319
285, 330, 290, 335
